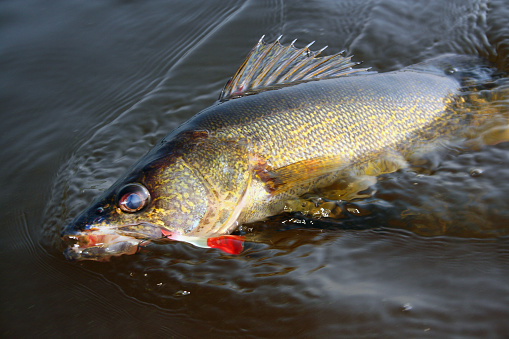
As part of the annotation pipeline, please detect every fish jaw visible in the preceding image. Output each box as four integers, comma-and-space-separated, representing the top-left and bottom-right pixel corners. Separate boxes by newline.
61, 222, 247, 261
61, 223, 163, 261
62, 233, 142, 261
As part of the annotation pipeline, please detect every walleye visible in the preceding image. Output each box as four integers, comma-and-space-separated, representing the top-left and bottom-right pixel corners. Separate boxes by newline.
61, 36, 505, 261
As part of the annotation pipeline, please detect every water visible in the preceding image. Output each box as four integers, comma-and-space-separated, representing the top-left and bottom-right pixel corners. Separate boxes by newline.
1, 0, 508, 337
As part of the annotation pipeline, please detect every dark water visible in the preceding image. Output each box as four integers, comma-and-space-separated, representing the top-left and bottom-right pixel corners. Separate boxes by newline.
2, 0, 509, 337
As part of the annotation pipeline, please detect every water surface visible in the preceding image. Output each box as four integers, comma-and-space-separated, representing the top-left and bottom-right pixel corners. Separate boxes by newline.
1, 0, 508, 337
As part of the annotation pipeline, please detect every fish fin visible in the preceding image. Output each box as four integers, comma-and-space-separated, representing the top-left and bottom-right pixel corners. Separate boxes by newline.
355, 152, 408, 177
477, 125, 509, 145
256, 156, 349, 195
219, 36, 372, 101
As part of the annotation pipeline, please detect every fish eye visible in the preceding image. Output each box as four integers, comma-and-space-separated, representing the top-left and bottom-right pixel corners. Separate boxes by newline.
117, 183, 151, 213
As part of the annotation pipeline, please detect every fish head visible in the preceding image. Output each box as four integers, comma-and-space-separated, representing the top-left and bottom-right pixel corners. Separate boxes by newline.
61, 132, 252, 261
61, 158, 211, 261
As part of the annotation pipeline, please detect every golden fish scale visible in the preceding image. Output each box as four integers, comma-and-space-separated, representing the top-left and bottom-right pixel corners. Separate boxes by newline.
169, 70, 468, 230
189, 70, 461, 170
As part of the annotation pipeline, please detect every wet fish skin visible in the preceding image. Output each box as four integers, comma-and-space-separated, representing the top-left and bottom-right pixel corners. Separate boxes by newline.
60, 39, 502, 260
197, 55, 500, 221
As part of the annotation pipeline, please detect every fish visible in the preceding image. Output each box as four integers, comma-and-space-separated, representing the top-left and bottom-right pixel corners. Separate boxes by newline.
60, 36, 506, 261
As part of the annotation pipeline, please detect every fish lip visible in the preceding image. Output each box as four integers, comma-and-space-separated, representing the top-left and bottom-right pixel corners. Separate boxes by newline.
62, 238, 139, 261
61, 222, 165, 261
61, 221, 164, 239
62, 236, 142, 261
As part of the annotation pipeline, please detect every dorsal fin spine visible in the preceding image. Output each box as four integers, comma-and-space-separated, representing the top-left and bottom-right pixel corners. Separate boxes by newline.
242, 36, 283, 89
252, 40, 292, 88
219, 36, 372, 101
227, 35, 268, 96
269, 40, 317, 84
262, 42, 310, 86
301, 54, 353, 80
291, 54, 339, 81
282, 45, 328, 82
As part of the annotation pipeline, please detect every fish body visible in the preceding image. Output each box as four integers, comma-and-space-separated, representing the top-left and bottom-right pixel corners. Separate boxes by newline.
61, 37, 503, 260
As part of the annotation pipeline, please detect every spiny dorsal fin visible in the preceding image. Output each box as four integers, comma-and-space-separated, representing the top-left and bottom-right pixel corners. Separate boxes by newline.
219, 36, 372, 101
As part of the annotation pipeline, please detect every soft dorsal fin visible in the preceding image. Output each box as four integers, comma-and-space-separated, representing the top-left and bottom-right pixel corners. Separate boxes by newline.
219, 36, 371, 101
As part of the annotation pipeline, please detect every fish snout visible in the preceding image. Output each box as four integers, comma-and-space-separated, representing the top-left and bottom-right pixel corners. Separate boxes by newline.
60, 222, 167, 261
61, 231, 142, 261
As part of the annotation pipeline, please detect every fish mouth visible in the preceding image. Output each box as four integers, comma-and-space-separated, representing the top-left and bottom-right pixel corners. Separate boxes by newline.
61, 223, 165, 261
61, 222, 247, 261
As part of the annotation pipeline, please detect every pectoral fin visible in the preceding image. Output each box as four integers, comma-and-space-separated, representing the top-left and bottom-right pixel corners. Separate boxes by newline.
255, 156, 349, 195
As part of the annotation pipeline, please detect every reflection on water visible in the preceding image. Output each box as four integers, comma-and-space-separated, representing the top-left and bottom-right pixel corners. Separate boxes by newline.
2, 0, 509, 337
